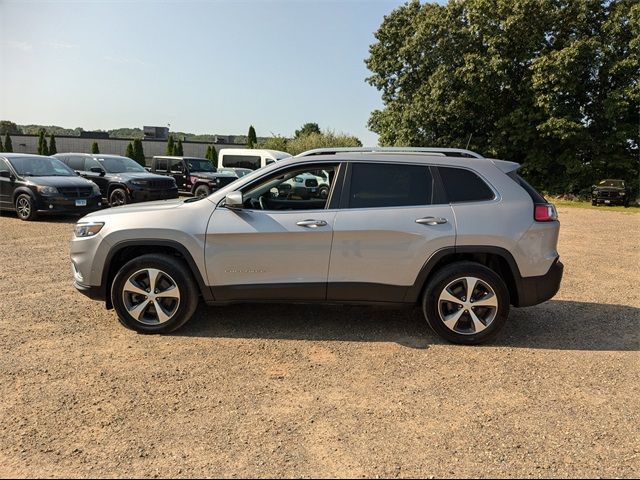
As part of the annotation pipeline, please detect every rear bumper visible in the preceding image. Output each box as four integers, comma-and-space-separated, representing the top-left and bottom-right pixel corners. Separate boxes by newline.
515, 259, 564, 307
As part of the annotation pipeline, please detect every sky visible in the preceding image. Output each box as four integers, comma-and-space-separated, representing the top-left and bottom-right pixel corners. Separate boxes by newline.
0, 0, 415, 145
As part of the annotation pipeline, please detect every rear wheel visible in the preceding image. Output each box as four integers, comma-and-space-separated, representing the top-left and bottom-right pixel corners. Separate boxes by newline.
109, 187, 128, 207
591, 200, 597, 206
15, 194, 37, 221
194, 184, 211, 197
111, 254, 199, 333
422, 262, 509, 344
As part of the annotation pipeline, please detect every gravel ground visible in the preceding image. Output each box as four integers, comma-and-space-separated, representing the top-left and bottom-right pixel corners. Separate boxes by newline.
0, 207, 638, 478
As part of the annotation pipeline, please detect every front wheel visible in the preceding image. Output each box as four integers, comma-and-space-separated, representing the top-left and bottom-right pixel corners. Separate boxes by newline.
111, 254, 199, 333
422, 261, 510, 345
193, 184, 211, 197
109, 188, 128, 207
15, 194, 37, 221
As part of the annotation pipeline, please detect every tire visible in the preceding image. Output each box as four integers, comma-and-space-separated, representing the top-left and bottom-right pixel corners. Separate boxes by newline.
193, 184, 211, 197
422, 261, 510, 345
591, 200, 597, 206
15, 194, 37, 221
109, 187, 128, 207
111, 254, 199, 334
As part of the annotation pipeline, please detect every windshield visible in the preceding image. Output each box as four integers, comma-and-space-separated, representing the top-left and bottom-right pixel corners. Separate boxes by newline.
187, 159, 215, 172
598, 179, 625, 188
9, 156, 75, 177
97, 156, 146, 173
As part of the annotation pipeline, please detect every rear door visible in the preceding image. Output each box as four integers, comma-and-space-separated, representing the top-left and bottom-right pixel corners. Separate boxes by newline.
327, 161, 455, 302
168, 159, 186, 190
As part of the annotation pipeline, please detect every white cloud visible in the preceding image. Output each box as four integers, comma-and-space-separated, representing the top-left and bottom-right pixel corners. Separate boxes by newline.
4, 40, 32, 51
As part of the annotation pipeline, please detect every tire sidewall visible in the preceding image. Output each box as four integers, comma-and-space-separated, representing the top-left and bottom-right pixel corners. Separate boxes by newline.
423, 262, 510, 345
111, 254, 198, 333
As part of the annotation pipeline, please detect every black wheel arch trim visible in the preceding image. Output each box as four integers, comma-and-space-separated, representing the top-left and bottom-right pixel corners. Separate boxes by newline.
13, 187, 37, 202
99, 239, 213, 306
405, 245, 560, 308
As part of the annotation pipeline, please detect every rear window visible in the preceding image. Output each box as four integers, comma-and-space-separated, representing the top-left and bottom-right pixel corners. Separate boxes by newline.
348, 163, 434, 208
438, 167, 494, 203
507, 171, 546, 203
222, 154, 261, 170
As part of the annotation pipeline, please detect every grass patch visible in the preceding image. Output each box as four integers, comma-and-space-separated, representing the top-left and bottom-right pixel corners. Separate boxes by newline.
549, 197, 640, 213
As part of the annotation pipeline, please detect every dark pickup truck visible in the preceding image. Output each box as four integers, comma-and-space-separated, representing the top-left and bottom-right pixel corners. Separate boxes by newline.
591, 179, 631, 207
149, 156, 238, 197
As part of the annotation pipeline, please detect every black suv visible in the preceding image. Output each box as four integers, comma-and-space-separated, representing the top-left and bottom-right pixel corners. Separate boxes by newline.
591, 179, 630, 207
149, 156, 237, 197
54, 153, 178, 207
0, 154, 102, 221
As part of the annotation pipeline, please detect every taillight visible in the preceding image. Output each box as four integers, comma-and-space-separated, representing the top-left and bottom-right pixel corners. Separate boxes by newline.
534, 203, 557, 222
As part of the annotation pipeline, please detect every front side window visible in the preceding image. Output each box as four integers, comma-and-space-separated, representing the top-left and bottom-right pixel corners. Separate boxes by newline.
222, 154, 261, 170
438, 167, 494, 203
240, 164, 337, 211
186, 159, 214, 172
8, 156, 75, 177
169, 160, 184, 173
348, 163, 433, 209
0, 158, 10, 173
68, 156, 85, 171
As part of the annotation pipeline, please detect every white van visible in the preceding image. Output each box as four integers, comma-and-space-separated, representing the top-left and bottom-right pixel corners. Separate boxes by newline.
217, 148, 291, 171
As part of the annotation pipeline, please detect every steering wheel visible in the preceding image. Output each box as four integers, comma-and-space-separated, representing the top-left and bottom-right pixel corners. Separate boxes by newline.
258, 195, 266, 210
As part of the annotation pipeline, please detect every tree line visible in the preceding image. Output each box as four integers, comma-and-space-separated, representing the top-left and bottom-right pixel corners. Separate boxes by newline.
365, 0, 639, 195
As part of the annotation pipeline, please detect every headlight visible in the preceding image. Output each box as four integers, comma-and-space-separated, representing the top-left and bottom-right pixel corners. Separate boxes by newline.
130, 180, 146, 187
37, 186, 58, 195
74, 222, 104, 237
620, 192, 625, 196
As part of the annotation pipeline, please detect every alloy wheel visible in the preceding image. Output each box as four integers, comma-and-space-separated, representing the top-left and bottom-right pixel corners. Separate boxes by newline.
16, 197, 31, 219
437, 276, 498, 335
122, 268, 181, 325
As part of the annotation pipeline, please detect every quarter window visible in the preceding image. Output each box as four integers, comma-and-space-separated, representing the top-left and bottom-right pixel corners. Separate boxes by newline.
438, 167, 494, 203
348, 163, 434, 208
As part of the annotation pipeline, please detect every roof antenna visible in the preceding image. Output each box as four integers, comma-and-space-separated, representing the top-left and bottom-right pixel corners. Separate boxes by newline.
465, 133, 473, 150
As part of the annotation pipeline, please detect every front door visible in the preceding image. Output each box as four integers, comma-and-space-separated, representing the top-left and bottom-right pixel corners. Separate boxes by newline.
0, 159, 15, 211
327, 162, 456, 302
205, 163, 340, 301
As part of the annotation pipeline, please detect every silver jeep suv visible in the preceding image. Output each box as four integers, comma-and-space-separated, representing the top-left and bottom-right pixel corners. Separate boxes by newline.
70, 148, 563, 344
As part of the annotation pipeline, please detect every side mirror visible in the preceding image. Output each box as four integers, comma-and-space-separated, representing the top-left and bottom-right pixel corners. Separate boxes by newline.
90, 167, 106, 176
225, 191, 243, 209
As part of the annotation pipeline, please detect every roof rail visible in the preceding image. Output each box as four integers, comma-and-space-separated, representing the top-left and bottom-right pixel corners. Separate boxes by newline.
295, 146, 484, 159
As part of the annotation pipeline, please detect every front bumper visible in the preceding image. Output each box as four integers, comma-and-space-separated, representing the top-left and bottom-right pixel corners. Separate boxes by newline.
592, 196, 626, 205
74, 281, 106, 301
516, 258, 564, 307
129, 187, 179, 203
35, 195, 102, 214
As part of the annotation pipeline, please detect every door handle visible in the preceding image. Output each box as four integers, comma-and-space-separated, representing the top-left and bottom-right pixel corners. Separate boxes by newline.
415, 217, 448, 225
296, 219, 328, 228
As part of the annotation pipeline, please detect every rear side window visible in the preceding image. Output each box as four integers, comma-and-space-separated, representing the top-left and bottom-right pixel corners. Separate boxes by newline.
438, 167, 494, 203
223, 155, 261, 169
155, 159, 168, 171
67, 156, 85, 171
348, 163, 433, 208
507, 171, 546, 203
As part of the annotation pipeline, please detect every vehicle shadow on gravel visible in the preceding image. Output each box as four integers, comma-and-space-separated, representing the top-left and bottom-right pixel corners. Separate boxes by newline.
496, 300, 638, 351
0, 210, 80, 224
180, 303, 433, 349
179, 300, 638, 352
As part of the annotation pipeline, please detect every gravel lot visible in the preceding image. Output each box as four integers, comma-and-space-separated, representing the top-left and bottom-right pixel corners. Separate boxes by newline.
0, 206, 638, 478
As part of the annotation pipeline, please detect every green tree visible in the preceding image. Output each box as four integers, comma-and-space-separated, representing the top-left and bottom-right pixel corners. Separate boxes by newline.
260, 135, 289, 152
37, 129, 49, 155
91, 142, 99, 154
133, 139, 145, 166
286, 130, 361, 156
0, 136, 3, 152
247, 125, 257, 149
294, 122, 321, 138
365, 0, 639, 195
166, 135, 175, 155
48, 134, 57, 155
125, 142, 135, 160
175, 139, 184, 156
0, 121, 21, 135
205, 145, 212, 160
3, 134, 11, 152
